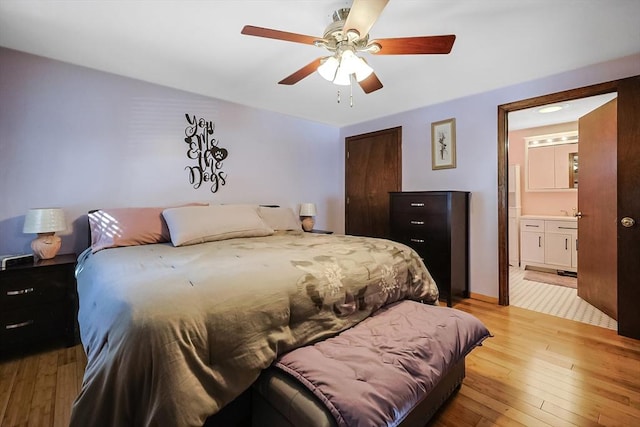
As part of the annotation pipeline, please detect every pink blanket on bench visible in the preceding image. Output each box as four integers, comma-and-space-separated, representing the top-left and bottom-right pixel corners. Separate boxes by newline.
274, 300, 490, 427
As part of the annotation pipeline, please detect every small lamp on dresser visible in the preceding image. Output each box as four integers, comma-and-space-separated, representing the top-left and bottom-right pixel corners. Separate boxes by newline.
299, 203, 317, 232
23, 208, 66, 260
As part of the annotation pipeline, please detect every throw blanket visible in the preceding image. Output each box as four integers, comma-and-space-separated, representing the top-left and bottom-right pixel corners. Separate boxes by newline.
275, 300, 491, 427
70, 233, 438, 427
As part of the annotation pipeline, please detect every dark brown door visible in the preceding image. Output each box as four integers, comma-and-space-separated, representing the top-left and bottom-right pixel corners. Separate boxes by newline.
616, 77, 640, 339
345, 127, 401, 238
577, 99, 617, 319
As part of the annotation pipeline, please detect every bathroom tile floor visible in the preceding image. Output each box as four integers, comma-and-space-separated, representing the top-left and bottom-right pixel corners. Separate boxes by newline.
509, 266, 617, 330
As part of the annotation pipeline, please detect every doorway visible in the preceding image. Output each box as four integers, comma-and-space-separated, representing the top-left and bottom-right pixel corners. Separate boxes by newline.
497, 76, 640, 340
505, 94, 617, 329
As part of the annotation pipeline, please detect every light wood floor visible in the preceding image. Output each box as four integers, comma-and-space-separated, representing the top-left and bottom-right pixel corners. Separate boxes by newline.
1, 299, 639, 426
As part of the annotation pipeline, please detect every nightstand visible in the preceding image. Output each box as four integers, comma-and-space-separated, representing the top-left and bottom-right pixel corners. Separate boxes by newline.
309, 229, 333, 234
0, 253, 78, 358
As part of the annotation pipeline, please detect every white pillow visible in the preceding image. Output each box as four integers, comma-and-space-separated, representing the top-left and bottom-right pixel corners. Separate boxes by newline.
162, 205, 274, 246
257, 206, 302, 231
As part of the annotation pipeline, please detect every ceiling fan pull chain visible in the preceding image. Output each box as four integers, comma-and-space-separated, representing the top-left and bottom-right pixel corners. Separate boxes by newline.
350, 75, 354, 108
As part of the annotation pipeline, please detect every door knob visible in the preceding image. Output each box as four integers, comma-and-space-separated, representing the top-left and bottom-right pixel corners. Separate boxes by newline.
621, 217, 636, 228
574, 211, 583, 219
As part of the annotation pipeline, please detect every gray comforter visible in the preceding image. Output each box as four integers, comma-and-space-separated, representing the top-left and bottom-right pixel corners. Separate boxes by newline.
69, 232, 438, 427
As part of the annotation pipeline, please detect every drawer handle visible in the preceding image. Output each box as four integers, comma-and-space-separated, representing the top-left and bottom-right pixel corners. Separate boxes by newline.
410, 238, 425, 243
5, 320, 34, 330
6, 287, 34, 296
410, 220, 424, 225
410, 203, 425, 207
525, 225, 540, 228
558, 226, 577, 230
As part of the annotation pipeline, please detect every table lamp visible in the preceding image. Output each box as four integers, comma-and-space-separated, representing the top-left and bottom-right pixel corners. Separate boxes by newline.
299, 203, 317, 232
23, 208, 66, 260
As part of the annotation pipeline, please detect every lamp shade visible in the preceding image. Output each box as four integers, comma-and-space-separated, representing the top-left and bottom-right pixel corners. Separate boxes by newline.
23, 208, 66, 234
299, 203, 317, 217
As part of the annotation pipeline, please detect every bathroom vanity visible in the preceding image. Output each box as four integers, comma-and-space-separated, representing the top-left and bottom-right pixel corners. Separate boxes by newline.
520, 215, 577, 273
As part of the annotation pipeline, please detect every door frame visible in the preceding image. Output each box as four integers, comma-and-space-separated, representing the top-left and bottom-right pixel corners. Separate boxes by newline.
498, 75, 640, 339
498, 80, 617, 306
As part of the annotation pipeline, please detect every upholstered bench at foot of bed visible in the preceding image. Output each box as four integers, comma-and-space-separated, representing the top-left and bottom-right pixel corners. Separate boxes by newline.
252, 358, 465, 427
251, 300, 490, 427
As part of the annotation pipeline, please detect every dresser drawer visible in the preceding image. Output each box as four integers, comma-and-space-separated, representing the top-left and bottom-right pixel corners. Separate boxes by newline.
390, 194, 448, 214
0, 266, 71, 310
1, 303, 68, 345
389, 212, 437, 234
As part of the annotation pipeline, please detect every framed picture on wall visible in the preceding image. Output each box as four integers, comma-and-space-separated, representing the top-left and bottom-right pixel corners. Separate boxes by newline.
431, 118, 456, 170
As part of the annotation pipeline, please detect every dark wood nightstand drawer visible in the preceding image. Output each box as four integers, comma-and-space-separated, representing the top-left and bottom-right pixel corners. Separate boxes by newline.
0, 253, 78, 357
0, 267, 71, 310
1, 303, 68, 345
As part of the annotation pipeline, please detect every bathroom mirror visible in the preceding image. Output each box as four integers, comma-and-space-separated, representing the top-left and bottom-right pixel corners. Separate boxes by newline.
569, 153, 578, 188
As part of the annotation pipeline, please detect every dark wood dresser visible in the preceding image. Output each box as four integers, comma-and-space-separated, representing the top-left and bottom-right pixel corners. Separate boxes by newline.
389, 191, 470, 307
0, 253, 78, 358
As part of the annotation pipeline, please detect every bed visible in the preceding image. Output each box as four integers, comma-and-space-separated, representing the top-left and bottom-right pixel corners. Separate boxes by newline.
69, 204, 485, 426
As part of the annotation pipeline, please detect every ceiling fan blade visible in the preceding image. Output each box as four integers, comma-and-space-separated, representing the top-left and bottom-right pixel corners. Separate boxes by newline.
278, 58, 323, 85
371, 35, 456, 55
343, 0, 389, 39
358, 72, 383, 94
241, 25, 320, 45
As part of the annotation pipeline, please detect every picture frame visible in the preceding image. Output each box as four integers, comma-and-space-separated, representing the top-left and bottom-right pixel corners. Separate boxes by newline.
431, 118, 456, 170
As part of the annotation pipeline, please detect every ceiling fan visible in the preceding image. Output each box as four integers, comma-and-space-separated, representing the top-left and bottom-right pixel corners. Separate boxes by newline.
241, 0, 456, 94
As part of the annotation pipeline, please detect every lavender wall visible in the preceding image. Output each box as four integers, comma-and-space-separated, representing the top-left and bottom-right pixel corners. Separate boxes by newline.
2, 45, 638, 299
340, 53, 640, 299
0, 47, 341, 256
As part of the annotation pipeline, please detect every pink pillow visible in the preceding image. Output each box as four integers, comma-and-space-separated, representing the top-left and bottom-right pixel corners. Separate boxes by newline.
89, 204, 206, 253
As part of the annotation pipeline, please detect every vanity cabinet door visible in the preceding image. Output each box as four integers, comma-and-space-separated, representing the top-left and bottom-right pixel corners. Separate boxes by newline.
545, 233, 573, 268
520, 219, 545, 267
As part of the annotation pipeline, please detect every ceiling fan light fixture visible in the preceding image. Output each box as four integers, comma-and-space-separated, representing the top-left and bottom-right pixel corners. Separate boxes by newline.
352, 56, 374, 82
318, 56, 339, 81
332, 62, 352, 86
334, 49, 373, 85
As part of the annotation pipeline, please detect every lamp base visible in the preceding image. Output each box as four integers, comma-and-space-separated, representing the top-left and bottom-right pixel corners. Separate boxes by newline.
31, 233, 61, 260
301, 217, 315, 232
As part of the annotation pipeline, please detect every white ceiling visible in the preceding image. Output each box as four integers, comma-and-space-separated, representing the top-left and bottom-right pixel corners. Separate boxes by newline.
1, 0, 639, 128
508, 92, 619, 131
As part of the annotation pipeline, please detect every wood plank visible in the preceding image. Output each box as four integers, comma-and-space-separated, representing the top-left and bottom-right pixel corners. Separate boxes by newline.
2, 355, 39, 426
27, 350, 59, 427
53, 363, 77, 427
0, 359, 19, 424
